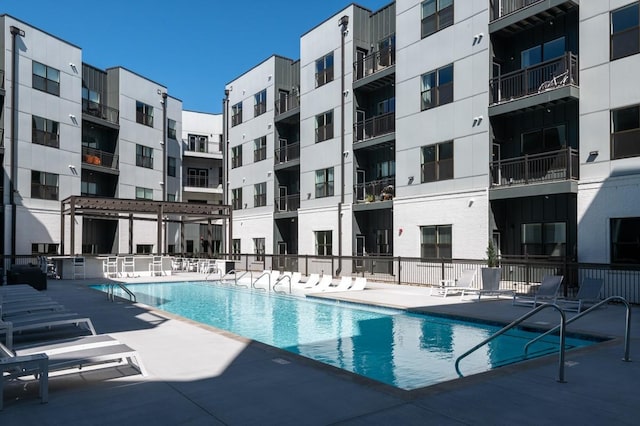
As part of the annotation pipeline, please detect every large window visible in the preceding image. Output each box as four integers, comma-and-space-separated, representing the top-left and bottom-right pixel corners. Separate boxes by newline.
32, 115, 59, 148
611, 104, 640, 159
521, 125, 566, 155
168, 119, 177, 140
611, 217, 640, 264
254, 238, 265, 261
136, 101, 154, 127
521, 37, 566, 68
315, 167, 334, 198
231, 145, 243, 168
254, 182, 267, 207
315, 231, 332, 256
186, 168, 208, 187
315, 52, 334, 87
421, 0, 454, 39
135, 186, 153, 200
421, 141, 453, 182
32, 61, 60, 96
522, 222, 566, 257
611, 3, 640, 61
232, 239, 241, 260
32, 243, 59, 255
421, 64, 453, 110
136, 144, 154, 168
231, 102, 243, 126
254, 89, 267, 117
232, 188, 243, 210
315, 110, 334, 142
420, 225, 452, 259
254, 136, 267, 162
168, 156, 177, 177
188, 134, 208, 152
31, 171, 59, 200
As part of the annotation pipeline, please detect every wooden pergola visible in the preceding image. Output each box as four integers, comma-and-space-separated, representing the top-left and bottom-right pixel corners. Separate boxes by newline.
60, 196, 232, 255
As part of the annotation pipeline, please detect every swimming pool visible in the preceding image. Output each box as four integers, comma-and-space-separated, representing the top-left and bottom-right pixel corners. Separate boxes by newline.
93, 281, 598, 390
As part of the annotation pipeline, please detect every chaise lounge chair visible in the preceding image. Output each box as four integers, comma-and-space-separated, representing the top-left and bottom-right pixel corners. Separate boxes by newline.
307, 275, 333, 293
0, 315, 96, 350
430, 269, 477, 297
349, 277, 367, 291
557, 277, 604, 312
461, 268, 515, 300
513, 275, 564, 307
294, 273, 320, 290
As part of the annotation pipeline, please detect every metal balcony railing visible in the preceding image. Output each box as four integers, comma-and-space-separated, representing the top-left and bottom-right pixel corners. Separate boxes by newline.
274, 142, 300, 164
354, 176, 395, 203
490, 52, 578, 105
491, 0, 544, 21
490, 147, 579, 187
353, 45, 395, 81
82, 99, 120, 124
275, 93, 300, 115
82, 146, 118, 170
354, 112, 395, 142
184, 175, 219, 189
275, 193, 300, 213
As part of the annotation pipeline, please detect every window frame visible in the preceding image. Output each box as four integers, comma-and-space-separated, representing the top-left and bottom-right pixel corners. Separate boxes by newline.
167, 156, 177, 177
611, 217, 640, 264
254, 89, 267, 117
136, 144, 154, 169
611, 2, 640, 61
421, 141, 454, 183
611, 104, 640, 160
254, 238, 265, 261
32, 61, 60, 96
231, 102, 243, 126
232, 188, 243, 210
254, 182, 267, 207
135, 186, 153, 200
315, 52, 335, 88
315, 231, 333, 256
254, 136, 267, 162
31, 170, 59, 200
231, 239, 241, 260
136, 101, 154, 127
32, 115, 60, 148
231, 145, 243, 168
421, 0, 454, 39
315, 110, 334, 142
420, 224, 452, 260
421, 64, 454, 111
315, 167, 335, 198
168, 119, 177, 140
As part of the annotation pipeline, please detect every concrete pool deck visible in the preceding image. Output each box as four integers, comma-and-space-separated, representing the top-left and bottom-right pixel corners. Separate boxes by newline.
1, 274, 639, 425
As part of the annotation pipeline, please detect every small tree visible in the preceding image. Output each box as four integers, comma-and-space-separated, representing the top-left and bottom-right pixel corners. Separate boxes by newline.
486, 240, 498, 268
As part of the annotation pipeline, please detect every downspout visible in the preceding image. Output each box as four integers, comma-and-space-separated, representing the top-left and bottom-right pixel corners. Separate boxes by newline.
161, 91, 167, 254
9, 26, 24, 266
223, 89, 231, 255
336, 16, 349, 276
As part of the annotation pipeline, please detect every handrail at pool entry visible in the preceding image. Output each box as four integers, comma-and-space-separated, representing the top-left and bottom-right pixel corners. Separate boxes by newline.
524, 296, 631, 361
252, 271, 270, 291
273, 275, 292, 294
106, 282, 136, 302
455, 303, 567, 383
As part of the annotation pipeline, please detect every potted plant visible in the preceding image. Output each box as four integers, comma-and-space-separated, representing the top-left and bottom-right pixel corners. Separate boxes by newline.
481, 240, 501, 291
365, 194, 375, 203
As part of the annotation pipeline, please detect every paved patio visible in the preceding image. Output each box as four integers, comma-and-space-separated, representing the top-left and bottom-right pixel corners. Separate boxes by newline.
1, 275, 639, 425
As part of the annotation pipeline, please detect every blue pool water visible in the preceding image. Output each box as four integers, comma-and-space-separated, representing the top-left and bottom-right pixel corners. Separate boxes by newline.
93, 281, 597, 390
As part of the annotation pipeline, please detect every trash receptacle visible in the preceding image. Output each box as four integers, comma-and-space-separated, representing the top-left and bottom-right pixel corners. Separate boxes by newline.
7, 265, 47, 290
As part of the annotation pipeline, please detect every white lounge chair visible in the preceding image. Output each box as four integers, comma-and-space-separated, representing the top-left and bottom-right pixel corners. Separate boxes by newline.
103, 256, 119, 278
461, 268, 515, 300
294, 273, 320, 289
0, 315, 96, 350
558, 277, 603, 312
513, 275, 564, 307
149, 256, 164, 276
430, 270, 477, 297
307, 275, 333, 293
331, 276, 353, 292
350, 277, 367, 291
121, 256, 136, 277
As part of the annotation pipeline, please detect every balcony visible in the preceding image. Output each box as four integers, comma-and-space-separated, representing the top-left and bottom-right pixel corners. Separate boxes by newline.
354, 176, 394, 204
489, 53, 578, 115
275, 193, 300, 214
275, 93, 299, 116
354, 45, 395, 80
354, 112, 395, 144
490, 147, 578, 189
82, 99, 119, 125
275, 142, 300, 165
183, 175, 222, 192
490, 0, 578, 34
82, 146, 118, 171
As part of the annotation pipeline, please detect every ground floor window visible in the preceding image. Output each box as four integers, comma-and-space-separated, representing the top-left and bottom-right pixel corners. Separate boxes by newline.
315, 231, 332, 256
136, 244, 153, 254
31, 243, 59, 255
521, 222, 566, 257
420, 225, 452, 259
254, 238, 265, 261
232, 239, 241, 260
611, 217, 640, 264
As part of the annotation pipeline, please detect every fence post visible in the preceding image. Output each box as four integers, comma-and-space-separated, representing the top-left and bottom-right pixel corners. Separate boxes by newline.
305, 255, 308, 275
397, 256, 401, 285
441, 258, 445, 281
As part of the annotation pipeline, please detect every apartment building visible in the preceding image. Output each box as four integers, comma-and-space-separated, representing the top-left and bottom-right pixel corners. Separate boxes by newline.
0, 15, 222, 259
225, 0, 640, 267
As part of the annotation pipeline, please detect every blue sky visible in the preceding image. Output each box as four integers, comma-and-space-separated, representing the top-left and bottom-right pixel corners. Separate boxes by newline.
4, 0, 391, 113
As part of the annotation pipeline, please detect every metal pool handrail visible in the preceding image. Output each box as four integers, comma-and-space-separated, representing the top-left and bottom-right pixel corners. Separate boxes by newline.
107, 282, 136, 302
273, 275, 291, 294
252, 271, 270, 291
455, 303, 567, 382
524, 296, 631, 361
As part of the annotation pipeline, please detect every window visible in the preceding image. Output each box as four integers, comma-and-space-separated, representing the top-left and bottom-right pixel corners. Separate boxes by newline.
136, 101, 154, 127
31, 170, 59, 200
32, 243, 59, 255
188, 134, 208, 152
231, 145, 243, 168
167, 193, 176, 202
232, 239, 241, 260
611, 105, 640, 159
32, 116, 59, 148
254, 136, 267, 162
135, 187, 153, 200
232, 188, 243, 210
168, 119, 177, 140
521, 222, 566, 257
421, 64, 453, 110
315, 52, 334, 87
187, 168, 208, 187
254, 238, 265, 261
315, 167, 334, 198
136, 244, 153, 254
521, 37, 566, 67
421, 141, 453, 182
420, 225, 452, 259
315, 231, 332, 256
231, 102, 243, 126
32, 61, 60, 96
611, 3, 640, 60
315, 110, 334, 142
168, 156, 177, 177
81, 180, 98, 196
254, 89, 267, 116
421, 0, 454, 39
136, 144, 154, 168
521, 125, 566, 155
611, 217, 640, 264
254, 182, 267, 207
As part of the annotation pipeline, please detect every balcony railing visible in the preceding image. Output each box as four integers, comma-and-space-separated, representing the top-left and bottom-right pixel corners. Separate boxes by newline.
82, 99, 119, 124
354, 112, 395, 142
275, 142, 300, 164
490, 52, 578, 105
82, 146, 118, 170
491, 0, 543, 21
354, 176, 395, 203
490, 147, 579, 187
275, 93, 300, 115
184, 175, 219, 189
275, 193, 300, 213
353, 45, 395, 81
